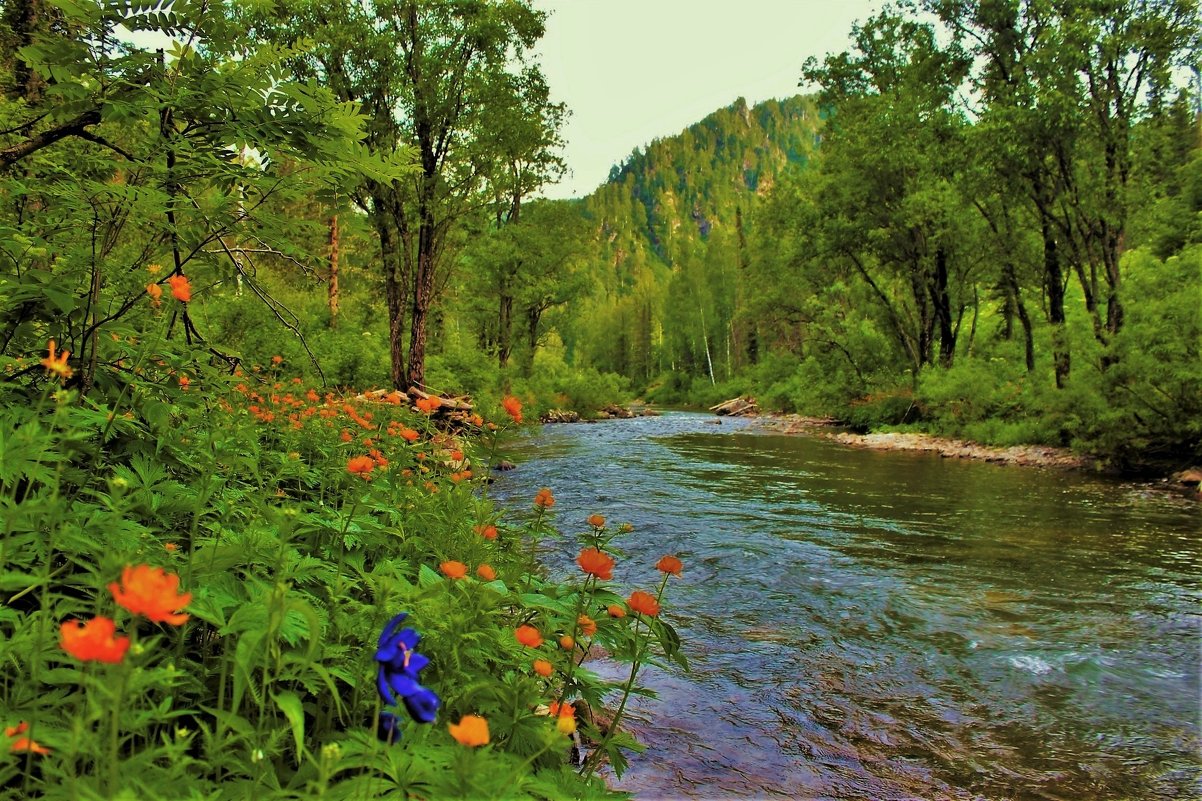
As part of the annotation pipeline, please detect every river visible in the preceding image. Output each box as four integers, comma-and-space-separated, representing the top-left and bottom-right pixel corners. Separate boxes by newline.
492, 412, 1201, 801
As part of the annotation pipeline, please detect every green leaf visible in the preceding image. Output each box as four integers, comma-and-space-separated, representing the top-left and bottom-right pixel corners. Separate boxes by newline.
417, 563, 442, 588
272, 690, 306, 764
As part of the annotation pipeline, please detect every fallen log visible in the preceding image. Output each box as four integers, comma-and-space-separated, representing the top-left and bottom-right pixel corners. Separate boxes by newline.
709, 396, 759, 417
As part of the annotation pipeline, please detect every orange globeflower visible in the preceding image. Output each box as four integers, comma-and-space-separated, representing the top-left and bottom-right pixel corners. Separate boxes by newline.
415, 396, 443, 414
440, 560, 467, 579
576, 547, 614, 581
515, 625, 543, 648
501, 395, 522, 424
533, 487, 555, 509
587, 514, 606, 529
627, 590, 660, 617
347, 455, 375, 476
533, 659, 553, 677
271, 355, 283, 365
558, 634, 575, 651
41, 340, 73, 380
108, 565, 191, 625
167, 274, 191, 302
474, 523, 498, 540
476, 564, 496, 581
547, 701, 576, 735
448, 714, 489, 747
655, 555, 683, 576
60, 616, 130, 663
5, 722, 50, 755
606, 603, 626, 618
146, 282, 163, 306
577, 614, 597, 637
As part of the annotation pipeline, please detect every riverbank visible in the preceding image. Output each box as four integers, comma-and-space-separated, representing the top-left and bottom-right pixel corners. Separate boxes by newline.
754, 414, 1094, 470
750, 412, 1202, 497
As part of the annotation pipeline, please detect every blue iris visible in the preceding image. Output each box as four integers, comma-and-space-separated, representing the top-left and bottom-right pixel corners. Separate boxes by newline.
374, 613, 440, 741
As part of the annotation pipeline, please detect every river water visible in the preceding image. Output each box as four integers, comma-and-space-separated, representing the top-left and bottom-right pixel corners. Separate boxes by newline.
492, 412, 1201, 801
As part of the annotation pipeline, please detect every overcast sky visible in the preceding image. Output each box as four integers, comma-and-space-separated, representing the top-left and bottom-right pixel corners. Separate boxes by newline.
529, 0, 885, 199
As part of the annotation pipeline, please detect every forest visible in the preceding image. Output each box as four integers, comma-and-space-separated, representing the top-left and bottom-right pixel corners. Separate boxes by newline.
0, 0, 1199, 798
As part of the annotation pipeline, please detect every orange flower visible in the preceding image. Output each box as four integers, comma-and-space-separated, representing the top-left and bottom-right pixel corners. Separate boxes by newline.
533, 487, 555, 509
501, 395, 522, 424
340, 429, 353, 442
415, 396, 443, 414
547, 700, 575, 720
448, 714, 489, 747
475, 523, 498, 540
164, 542, 178, 552
440, 560, 467, 579
271, 355, 283, 365
146, 282, 163, 306
606, 603, 626, 618
178, 375, 190, 390
515, 625, 543, 648
5, 722, 50, 755
59, 616, 130, 663
167, 274, 191, 302
469, 414, 484, 427
476, 564, 496, 581
533, 659, 553, 677
577, 614, 597, 637
576, 547, 614, 581
627, 590, 660, 617
108, 565, 191, 625
655, 555, 683, 576
399, 427, 420, 442
587, 514, 606, 529
547, 701, 576, 735
347, 455, 375, 476
40, 340, 73, 380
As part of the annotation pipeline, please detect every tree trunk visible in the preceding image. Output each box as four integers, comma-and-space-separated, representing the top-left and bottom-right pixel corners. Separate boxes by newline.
327, 214, 339, 328
374, 207, 407, 390
933, 246, 955, 366
1001, 261, 1036, 373
498, 288, 513, 367
1041, 211, 1070, 388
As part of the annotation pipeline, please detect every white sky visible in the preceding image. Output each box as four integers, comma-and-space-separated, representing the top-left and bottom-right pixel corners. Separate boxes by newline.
529, 0, 886, 199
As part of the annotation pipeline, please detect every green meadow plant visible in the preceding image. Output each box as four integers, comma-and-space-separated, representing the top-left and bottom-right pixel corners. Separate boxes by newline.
1, 323, 686, 799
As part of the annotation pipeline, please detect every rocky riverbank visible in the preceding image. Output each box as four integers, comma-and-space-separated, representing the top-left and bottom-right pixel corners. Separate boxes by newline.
753, 413, 1201, 497
755, 413, 1094, 470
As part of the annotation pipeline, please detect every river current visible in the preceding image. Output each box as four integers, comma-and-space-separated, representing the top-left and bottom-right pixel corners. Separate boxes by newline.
492, 412, 1201, 801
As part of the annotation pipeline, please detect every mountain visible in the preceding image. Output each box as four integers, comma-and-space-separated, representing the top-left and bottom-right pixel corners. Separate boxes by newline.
561, 95, 822, 384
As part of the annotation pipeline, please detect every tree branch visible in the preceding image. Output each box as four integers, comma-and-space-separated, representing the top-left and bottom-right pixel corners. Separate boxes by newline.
0, 109, 102, 169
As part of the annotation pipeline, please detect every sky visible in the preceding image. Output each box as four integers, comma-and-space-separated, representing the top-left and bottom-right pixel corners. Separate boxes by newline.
529, 0, 885, 199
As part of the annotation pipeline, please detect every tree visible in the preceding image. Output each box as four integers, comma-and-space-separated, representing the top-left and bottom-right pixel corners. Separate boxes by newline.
245, 0, 564, 390
801, 8, 976, 373
0, 0, 375, 393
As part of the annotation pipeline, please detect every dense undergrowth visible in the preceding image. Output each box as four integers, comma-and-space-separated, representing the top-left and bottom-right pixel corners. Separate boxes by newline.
645, 245, 1202, 468
0, 320, 685, 799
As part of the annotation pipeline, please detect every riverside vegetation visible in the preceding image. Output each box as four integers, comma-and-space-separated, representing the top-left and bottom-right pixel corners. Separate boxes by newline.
0, 0, 1198, 797
0, 1, 683, 797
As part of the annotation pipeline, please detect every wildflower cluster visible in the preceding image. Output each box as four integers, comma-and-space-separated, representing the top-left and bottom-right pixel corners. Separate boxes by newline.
2, 341, 657, 799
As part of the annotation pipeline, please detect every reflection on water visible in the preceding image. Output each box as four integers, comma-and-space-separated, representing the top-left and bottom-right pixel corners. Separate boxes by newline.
493, 413, 1202, 800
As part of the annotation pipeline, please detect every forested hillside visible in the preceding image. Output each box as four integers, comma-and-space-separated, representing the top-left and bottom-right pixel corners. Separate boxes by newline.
536, 5, 1202, 467
566, 96, 820, 384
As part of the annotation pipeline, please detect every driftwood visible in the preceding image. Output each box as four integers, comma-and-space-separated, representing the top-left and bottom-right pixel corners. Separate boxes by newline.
709, 396, 759, 417
596, 404, 635, 419
410, 386, 474, 412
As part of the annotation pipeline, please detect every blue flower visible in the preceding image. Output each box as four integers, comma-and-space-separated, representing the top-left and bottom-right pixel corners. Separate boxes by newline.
374, 613, 440, 741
